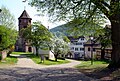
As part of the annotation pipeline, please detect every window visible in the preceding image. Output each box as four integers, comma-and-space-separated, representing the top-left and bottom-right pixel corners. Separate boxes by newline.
24, 20, 27, 23
29, 20, 31, 23
80, 48, 84, 51
88, 47, 90, 51
70, 47, 74, 50
93, 48, 95, 51
76, 43, 82, 45
88, 48, 95, 51
75, 48, 78, 51
81, 38, 84, 41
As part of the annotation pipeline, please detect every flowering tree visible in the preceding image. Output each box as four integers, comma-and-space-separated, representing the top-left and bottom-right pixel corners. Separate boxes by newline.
48, 33, 70, 61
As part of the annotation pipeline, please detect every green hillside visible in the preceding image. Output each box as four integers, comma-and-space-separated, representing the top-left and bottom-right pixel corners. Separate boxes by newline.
50, 21, 103, 37
50, 24, 70, 36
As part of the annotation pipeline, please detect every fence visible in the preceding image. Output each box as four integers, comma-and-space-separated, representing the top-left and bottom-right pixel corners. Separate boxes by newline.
96, 49, 112, 60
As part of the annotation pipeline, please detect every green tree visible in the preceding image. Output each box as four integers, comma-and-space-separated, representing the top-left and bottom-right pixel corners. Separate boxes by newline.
22, 22, 70, 61
0, 6, 17, 53
29, 0, 120, 69
0, 25, 10, 50
22, 22, 52, 56
97, 25, 111, 60
0, 25, 17, 51
66, 18, 103, 36
0, 6, 16, 29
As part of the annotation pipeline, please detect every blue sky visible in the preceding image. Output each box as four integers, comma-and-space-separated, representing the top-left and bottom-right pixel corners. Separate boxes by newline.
0, 0, 65, 29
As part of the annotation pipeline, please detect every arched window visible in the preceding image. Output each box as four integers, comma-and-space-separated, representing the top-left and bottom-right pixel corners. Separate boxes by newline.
29, 20, 31, 23
28, 47, 32, 52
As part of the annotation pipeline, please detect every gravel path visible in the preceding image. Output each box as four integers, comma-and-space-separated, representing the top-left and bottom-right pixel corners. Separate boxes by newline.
12, 54, 81, 69
14, 54, 46, 68
0, 54, 101, 81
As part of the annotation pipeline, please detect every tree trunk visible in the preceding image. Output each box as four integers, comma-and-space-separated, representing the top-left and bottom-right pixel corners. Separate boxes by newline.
101, 48, 105, 60
7, 51, 11, 57
108, 15, 120, 69
35, 47, 39, 56
54, 54, 58, 61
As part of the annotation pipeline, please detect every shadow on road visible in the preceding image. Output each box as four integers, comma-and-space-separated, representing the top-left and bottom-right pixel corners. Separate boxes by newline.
0, 67, 98, 81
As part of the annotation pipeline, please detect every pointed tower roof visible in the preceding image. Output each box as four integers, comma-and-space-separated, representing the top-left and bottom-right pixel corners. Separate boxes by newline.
18, 10, 32, 19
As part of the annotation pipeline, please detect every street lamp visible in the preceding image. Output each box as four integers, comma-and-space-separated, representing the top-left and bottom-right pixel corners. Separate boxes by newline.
89, 36, 94, 65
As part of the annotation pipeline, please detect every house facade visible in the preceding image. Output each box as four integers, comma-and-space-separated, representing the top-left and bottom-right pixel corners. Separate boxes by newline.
67, 36, 87, 59
84, 39, 101, 59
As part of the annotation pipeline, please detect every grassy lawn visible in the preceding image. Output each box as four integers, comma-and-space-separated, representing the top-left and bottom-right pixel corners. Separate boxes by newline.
0, 52, 28, 66
0, 56, 17, 65
40, 59, 70, 65
12, 52, 32, 55
76, 60, 109, 70
26, 54, 70, 65
75, 60, 119, 80
76, 60, 120, 80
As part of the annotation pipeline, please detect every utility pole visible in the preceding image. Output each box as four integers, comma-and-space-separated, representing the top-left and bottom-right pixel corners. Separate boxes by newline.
0, 9, 2, 43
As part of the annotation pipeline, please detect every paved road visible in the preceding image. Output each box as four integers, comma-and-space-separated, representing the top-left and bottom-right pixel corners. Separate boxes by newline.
0, 67, 101, 81
0, 54, 101, 81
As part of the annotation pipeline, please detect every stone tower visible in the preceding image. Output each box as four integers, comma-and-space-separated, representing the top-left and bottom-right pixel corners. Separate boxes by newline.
15, 10, 32, 52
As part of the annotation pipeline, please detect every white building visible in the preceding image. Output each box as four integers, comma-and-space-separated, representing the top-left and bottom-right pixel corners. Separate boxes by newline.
67, 36, 87, 59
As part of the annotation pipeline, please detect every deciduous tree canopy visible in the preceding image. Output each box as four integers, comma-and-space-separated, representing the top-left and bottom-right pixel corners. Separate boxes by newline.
0, 25, 17, 51
0, 6, 17, 51
22, 22, 52, 56
28, 0, 120, 68
0, 6, 16, 29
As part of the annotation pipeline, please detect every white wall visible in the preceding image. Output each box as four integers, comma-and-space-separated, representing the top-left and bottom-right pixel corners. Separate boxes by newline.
38, 49, 49, 54
84, 46, 96, 59
33, 47, 55, 60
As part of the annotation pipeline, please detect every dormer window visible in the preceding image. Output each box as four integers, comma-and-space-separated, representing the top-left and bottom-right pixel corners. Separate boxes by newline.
81, 38, 84, 40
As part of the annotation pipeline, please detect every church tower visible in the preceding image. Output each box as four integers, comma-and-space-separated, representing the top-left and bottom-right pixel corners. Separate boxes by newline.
15, 10, 32, 52
18, 10, 32, 36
